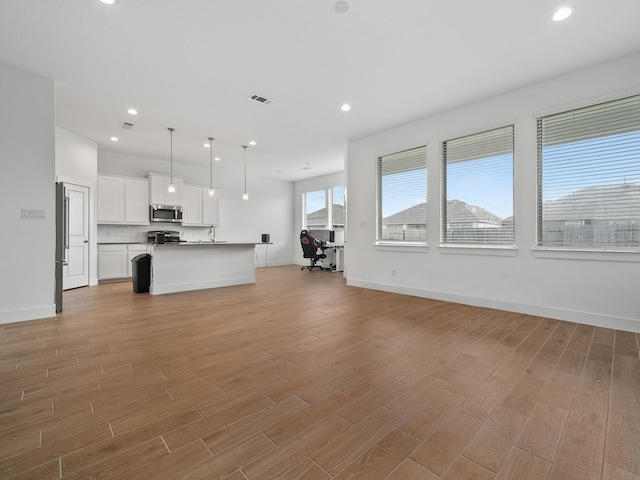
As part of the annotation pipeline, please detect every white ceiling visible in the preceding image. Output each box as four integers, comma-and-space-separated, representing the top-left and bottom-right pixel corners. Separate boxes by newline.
1, 1, 639, 182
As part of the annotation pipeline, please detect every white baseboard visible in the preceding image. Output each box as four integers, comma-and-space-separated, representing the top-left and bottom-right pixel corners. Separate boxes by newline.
149, 276, 255, 295
0, 305, 56, 325
347, 279, 640, 333
255, 260, 294, 268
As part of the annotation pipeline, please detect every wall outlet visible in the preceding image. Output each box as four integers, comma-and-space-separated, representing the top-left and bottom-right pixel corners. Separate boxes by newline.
391, 269, 396, 277
21, 208, 46, 220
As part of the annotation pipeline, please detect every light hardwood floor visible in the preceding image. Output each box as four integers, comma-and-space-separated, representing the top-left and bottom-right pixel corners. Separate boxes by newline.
1, 265, 639, 479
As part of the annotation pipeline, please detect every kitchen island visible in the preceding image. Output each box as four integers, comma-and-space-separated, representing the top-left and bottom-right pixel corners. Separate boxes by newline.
149, 242, 257, 295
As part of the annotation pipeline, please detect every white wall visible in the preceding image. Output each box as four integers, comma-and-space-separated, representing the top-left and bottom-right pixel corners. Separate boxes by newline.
55, 127, 99, 286
0, 64, 56, 324
346, 52, 640, 332
98, 151, 295, 266
294, 171, 345, 265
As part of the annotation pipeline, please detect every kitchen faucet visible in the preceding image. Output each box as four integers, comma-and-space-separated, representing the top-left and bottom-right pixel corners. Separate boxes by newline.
209, 225, 216, 243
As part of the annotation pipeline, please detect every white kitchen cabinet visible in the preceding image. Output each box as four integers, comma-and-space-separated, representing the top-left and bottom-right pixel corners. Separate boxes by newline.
98, 245, 127, 280
99, 244, 149, 280
124, 178, 150, 224
97, 175, 124, 223
97, 174, 149, 225
149, 173, 182, 206
182, 184, 219, 226
182, 184, 203, 226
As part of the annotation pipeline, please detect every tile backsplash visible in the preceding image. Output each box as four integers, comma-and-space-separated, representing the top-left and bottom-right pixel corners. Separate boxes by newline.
98, 224, 212, 243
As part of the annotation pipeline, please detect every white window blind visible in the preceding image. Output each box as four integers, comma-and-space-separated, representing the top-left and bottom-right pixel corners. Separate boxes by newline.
377, 146, 427, 242
442, 125, 514, 245
537, 95, 640, 249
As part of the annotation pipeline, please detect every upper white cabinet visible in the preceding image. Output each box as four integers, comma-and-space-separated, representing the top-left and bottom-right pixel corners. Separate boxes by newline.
98, 173, 218, 227
97, 175, 124, 223
182, 184, 202, 226
124, 177, 150, 224
182, 184, 219, 226
97, 174, 149, 225
149, 173, 182, 206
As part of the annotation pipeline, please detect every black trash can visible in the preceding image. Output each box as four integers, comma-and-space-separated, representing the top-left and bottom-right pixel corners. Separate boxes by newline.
131, 254, 151, 293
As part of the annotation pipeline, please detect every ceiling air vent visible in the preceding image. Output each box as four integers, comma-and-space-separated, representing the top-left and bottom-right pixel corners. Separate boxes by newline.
248, 93, 273, 105
119, 121, 134, 129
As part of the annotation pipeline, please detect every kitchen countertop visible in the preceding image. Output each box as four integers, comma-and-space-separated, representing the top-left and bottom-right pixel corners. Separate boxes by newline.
98, 241, 270, 246
152, 241, 268, 246
97, 242, 149, 245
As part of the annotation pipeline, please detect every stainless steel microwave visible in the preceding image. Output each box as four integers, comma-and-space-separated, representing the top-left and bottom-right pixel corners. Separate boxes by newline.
150, 204, 183, 223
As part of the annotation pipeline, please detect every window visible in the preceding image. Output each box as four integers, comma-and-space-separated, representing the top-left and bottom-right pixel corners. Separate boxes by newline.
303, 187, 345, 231
377, 146, 427, 242
442, 125, 514, 245
537, 95, 640, 249
332, 186, 345, 230
304, 189, 327, 229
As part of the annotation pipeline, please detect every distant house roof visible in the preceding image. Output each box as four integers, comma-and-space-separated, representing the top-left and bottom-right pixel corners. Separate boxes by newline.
383, 202, 427, 226
446, 199, 502, 225
382, 200, 503, 226
543, 183, 640, 221
306, 204, 345, 225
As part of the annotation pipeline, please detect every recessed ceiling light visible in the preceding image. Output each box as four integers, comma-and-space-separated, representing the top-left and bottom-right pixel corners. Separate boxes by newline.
341, 103, 351, 112
203, 143, 210, 148
552, 6, 574, 21
110, 136, 119, 142
249, 141, 256, 146
127, 108, 138, 115
99, 0, 116, 5
215, 157, 221, 161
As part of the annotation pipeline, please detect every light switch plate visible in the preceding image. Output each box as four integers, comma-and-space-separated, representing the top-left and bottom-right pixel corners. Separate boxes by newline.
21, 208, 46, 220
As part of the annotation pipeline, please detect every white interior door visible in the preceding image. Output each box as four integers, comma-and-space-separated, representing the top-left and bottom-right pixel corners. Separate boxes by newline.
64, 183, 90, 290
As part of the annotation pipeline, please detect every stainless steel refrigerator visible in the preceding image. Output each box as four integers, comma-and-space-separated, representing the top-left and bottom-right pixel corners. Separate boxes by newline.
55, 182, 68, 312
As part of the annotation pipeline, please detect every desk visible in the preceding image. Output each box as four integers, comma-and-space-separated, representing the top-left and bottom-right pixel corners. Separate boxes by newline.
322, 245, 344, 272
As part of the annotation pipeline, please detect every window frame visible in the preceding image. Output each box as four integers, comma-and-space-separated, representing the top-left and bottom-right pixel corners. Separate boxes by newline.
302, 189, 328, 230
536, 94, 640, 252
302, 186, 346, 232
376, 145, 428, 246
441, 125, 515, 247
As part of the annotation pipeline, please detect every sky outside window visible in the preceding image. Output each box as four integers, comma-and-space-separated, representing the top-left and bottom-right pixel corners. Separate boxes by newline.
446, 153, 513, 219
541, 130, 640, 202
305, 190, 326, 214
381, 169, 426, 218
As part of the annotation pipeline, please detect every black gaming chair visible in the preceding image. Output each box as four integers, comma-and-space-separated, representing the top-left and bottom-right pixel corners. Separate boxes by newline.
300, 230, 326, 270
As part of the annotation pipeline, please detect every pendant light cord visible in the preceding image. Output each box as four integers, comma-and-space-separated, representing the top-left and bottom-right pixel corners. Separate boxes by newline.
168, 127, 175, 186
208, 137, 214, 195
242, 145, 248, 199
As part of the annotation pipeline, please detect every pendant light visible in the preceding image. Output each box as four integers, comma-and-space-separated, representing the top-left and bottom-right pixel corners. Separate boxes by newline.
167, 127, 176, 193
208, 137, 215, 196
242, 145, 249, 200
